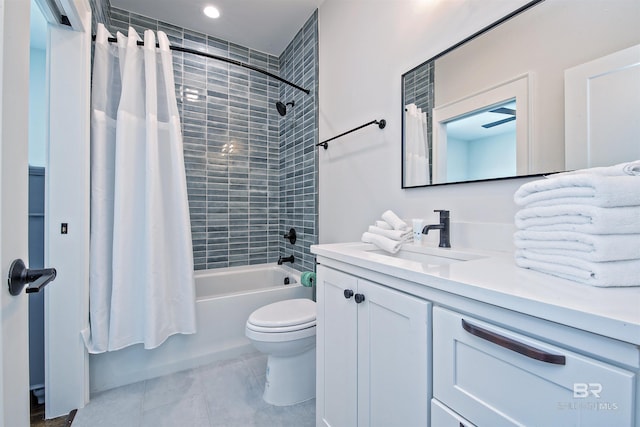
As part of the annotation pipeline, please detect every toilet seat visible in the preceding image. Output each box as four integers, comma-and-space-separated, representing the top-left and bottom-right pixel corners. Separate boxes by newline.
246, 319, 316, 333
245, 323, 316, 343
247, 298, 316, 332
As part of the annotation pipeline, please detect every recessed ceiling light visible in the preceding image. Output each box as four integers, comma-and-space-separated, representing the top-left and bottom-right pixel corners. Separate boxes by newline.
203, 6, 220, 19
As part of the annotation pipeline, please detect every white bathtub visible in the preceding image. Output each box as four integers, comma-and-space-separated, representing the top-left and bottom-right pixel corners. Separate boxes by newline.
89, 263, 313, 393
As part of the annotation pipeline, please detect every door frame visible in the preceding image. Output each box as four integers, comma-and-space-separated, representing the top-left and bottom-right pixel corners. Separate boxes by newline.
44, 0, 92, 418
2, 0, 91, 421
432, 73, 531, 183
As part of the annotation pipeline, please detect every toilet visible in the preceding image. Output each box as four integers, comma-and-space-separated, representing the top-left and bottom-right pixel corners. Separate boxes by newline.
245, 298, 316, 406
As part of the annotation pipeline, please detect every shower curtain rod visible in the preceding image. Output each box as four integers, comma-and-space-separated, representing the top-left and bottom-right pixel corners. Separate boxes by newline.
91, 35, 311, 95
316, 119, 386, 150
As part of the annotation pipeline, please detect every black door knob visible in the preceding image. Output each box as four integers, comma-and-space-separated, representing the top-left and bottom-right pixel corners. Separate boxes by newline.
343, 289, 354, 299
354, 293, 365, 304
7, 259, 57, 296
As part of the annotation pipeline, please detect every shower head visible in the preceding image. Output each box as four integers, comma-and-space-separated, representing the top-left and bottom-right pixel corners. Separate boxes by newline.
275, 100, 295, 117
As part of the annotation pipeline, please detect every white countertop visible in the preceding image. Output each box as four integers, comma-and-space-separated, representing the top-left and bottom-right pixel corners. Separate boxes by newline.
311, 242, 640, 346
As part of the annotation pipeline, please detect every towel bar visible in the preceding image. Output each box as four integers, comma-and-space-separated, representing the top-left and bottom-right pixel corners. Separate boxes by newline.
317, 119, 386, 150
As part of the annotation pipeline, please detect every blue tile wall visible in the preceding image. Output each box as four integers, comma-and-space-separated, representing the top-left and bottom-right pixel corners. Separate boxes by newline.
278, 11, 319, 273
107, 8, 318, 272
89, 0, 111, 31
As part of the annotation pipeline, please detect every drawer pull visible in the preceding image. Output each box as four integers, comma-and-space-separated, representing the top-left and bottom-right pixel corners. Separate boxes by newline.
461, 319, 566, 365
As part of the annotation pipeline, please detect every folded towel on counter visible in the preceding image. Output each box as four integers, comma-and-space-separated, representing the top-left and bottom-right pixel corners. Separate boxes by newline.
368, 225, 412, 242
381, 210, 410, 231
362, 231, 402, 254
514, 175, 640, 208
375, 220, 393, 230
515, 250, 640, 287
514, 231, 640, 262
514, 204, 640, 234
555, 160, 640, 178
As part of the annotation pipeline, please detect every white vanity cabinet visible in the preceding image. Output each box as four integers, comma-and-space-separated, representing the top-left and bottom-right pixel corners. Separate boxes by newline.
432, 306, 636, 427
431, 398, 476, 427
316, 265, 430, 427
312, 242, 640, 427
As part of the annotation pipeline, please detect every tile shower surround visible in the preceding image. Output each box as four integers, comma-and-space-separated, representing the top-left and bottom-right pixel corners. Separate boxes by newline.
108, 8, 319, 272
89, 0, 112, 32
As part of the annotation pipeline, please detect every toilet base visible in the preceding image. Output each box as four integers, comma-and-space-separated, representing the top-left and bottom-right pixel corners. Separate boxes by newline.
263, 346, 316, 406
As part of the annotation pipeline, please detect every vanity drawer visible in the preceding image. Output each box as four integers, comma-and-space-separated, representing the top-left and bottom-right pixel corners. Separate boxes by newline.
433, 306, 635, 427
431, 398, 476, 427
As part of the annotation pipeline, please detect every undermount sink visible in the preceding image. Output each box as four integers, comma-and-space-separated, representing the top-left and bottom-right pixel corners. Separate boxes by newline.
364, 245, 485, 267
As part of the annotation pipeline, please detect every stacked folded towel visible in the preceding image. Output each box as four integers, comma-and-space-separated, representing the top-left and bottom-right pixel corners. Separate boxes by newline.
362, 210, 412, 254
513, 160, 640, 287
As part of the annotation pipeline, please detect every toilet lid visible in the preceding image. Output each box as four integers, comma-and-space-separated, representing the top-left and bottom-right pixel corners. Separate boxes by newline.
248, 298, 316, 328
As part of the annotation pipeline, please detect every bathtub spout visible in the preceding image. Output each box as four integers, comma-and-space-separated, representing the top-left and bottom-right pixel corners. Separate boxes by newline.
277, 255, 295, 265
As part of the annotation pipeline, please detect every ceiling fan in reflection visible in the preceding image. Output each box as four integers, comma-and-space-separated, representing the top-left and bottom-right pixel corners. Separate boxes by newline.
482, 107, 516, 128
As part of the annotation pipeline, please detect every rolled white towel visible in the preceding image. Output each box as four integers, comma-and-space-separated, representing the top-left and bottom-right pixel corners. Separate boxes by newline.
623, 161, 640, 176
375, 220, 393, 230
515, 249, 640, 287
362, 232, 402, 254
515, 205, 640, 234
514, 230, 640, 262
368, 225, 412, 242
381, 210, 410, 231
554, 160, 640, 177
514, 175, 640, 208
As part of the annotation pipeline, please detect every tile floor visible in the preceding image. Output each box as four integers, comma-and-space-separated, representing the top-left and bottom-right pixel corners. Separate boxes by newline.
72, 352, 315, 427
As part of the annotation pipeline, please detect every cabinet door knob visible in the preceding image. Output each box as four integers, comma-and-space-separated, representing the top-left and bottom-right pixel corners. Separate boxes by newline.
343, 289, 354, 299
354, 293, 365, 303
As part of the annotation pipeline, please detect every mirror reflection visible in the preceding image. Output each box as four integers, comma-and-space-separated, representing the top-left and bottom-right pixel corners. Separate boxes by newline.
401, 0, 640, 187
445, 100, 516, 183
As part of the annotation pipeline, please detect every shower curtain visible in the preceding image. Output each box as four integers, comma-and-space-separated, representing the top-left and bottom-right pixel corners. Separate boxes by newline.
404, 103, 430, 186
82, 24, 196, 353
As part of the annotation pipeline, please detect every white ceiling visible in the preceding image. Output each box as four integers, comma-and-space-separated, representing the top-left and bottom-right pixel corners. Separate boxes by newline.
111, 0, 324, 56
447, 101, 517, 142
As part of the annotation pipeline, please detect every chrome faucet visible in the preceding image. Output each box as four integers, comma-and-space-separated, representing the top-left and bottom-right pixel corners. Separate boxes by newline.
277, 255, 295, 265
422, 210, 450, 248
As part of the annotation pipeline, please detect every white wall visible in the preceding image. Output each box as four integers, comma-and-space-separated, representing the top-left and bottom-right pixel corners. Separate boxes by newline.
445, 136, 468, 183
445, 132, 515, 183
318, 0, 535, 252
467, 132, 516, 181
435, 0, 640, 175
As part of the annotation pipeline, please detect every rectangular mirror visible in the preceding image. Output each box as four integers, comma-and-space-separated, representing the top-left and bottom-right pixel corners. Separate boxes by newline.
401, 0, 640, 187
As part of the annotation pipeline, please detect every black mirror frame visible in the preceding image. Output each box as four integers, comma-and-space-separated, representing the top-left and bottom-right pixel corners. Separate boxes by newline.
400, 0, 545, 189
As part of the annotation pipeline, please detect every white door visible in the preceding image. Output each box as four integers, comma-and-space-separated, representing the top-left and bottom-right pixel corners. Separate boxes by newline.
1, 0, 91, 422
0, 0, 33, 425
316, 266, 359, 427
357, 280, 430, 427
565, 44, 640, 170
